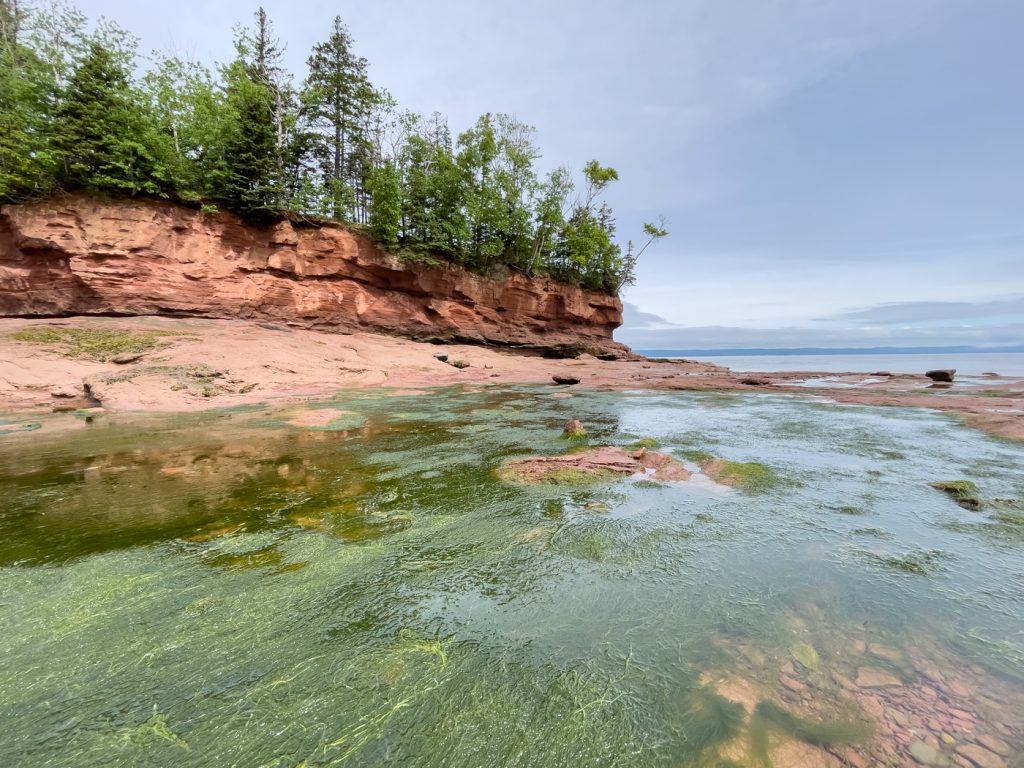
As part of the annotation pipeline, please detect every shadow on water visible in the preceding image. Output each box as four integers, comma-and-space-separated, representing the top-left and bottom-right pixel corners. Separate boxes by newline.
0, 386, 1023, 766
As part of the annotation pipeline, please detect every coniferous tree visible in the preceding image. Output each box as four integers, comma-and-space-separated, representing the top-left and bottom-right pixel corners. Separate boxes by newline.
302, 15, 379, 221
210, 52, 279, 219
51, 39, 168, 195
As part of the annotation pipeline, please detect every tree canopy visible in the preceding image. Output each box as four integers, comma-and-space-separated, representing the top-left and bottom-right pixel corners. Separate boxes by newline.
0, 0, 667, 293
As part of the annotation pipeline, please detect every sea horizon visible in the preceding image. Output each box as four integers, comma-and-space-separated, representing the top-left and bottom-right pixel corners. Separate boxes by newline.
636, 349, 1024, 376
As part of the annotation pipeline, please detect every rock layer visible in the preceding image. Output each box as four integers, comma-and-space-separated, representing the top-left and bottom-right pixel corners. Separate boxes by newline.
0, 195, 626, 355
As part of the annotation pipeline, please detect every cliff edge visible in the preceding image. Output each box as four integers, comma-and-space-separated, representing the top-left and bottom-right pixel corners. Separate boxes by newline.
0, 195, 627, 356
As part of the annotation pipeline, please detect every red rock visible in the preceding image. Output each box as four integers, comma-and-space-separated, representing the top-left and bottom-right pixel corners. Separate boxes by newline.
955, 743, 1006, 768
975, 734, 1010, 757
780, 675, 806, 692
0, 196, 626, 356
856, 666, 903, 688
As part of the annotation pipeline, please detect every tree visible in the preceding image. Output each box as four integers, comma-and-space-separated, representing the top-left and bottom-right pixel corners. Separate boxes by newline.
143, 53, 223, 200
0, 0, 56, 200
51, 39, 169, 195
365, 160, 400, 247
302, 15, 378, 221
208, 50, 279, 219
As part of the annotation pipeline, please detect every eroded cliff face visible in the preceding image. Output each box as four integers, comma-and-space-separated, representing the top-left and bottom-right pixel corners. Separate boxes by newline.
0, 196, 626, 355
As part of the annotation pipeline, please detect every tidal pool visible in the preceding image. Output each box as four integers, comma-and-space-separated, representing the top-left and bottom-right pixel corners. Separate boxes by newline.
1, 387, 1022, 767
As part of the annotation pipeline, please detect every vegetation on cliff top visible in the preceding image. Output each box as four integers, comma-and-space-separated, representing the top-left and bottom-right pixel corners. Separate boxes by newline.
0, 1, 667, 294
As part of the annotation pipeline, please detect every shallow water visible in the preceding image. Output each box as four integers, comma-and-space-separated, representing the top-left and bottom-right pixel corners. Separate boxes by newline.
1, 387, 1022, 767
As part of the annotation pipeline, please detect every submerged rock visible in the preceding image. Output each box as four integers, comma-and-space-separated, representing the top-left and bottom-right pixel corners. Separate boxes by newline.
926, 369, 956, 382
908, 740, 955, 767
855, 666, 902, 688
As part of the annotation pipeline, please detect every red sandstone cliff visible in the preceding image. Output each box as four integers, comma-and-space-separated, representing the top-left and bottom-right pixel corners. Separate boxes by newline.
0, 196, 627, 355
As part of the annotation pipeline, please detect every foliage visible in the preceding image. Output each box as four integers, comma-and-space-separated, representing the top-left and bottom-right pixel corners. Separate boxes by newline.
0, 1, 668, 293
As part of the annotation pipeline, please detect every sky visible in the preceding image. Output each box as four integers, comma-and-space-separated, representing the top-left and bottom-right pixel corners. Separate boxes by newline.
81, 0, 1024, 349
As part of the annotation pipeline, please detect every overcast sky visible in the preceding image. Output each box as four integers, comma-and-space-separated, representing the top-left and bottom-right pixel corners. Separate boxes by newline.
84, 0, 1023, 349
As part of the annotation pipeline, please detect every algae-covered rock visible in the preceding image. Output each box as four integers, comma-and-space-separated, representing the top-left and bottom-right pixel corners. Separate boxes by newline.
790, 642, 820, 671
563, 419, 587, 439
499, 446, 690, 486
929, 480, 982, 511
698, 457, 777, 491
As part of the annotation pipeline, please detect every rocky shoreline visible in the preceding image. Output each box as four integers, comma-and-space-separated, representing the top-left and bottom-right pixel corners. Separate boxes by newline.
0, 315, 1021, 443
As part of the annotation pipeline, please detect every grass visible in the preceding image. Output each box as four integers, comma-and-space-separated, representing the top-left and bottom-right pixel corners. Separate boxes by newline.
929, 480, 982, 511
11, 327, 190, 361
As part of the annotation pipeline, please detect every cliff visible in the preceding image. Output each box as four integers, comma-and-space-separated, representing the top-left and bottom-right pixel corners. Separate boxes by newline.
0, 195, 627, 356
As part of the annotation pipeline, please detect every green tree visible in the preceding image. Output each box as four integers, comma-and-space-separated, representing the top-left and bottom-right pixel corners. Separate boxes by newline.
209, 52, 279, 219
0, 0, 56, 200
51, 39, 169, 195
302, 15, 378, 221
365, 160, 401, 246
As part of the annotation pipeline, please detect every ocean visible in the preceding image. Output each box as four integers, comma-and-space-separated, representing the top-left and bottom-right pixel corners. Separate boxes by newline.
636, 351, 1024, 377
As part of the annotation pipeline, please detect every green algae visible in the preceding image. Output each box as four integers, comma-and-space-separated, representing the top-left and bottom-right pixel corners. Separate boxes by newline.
630, 437, 661, 449
930, 480, 983, 510
11, 327, 190, 360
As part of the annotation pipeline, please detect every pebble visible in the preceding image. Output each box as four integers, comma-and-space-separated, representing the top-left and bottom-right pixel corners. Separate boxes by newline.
780, 675, 806, 692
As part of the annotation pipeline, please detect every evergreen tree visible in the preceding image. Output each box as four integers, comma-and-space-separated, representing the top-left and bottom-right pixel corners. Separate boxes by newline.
51, 39, 168, 195
302, 15, 378, 221
210, 53, 279, 219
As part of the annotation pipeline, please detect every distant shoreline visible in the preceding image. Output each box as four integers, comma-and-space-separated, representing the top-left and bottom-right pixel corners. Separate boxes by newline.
636, 346, 1024, 357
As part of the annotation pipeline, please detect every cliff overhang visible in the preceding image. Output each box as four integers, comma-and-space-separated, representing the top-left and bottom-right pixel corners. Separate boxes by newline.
0, 195, 627, 357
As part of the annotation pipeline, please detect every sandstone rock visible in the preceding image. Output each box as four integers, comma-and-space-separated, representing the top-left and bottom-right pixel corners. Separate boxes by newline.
433, 353, 448, 362
552, 375, 581, 385
955, 743, 1005, 768
499, 446, 689, 485
856, 666, 902, 688
926, 369, 956, 382
741, 377, 770, 385
49, 384, 79, 398
0, 195, 627, 356
974, 735, 1010, 758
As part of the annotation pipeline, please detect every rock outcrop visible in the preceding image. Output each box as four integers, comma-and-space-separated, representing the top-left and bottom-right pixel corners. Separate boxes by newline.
0, 195, 627, 355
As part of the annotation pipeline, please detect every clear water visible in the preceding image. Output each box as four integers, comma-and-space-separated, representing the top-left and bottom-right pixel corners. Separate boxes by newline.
640, 351, 1024, 377
1, 387, 1022, 767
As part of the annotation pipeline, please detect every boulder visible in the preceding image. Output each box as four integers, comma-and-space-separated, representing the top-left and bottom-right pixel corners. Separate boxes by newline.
740, 377, 770, 386
925, 369, 955, 382
433, 353, 448, 363
552, 375, 581, 385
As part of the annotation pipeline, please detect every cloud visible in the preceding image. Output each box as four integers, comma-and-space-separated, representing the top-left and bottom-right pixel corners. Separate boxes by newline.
816, 297, 1024, 325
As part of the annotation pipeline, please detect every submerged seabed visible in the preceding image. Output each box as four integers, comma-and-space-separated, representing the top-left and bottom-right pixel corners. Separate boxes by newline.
1, 387, 1022, 767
